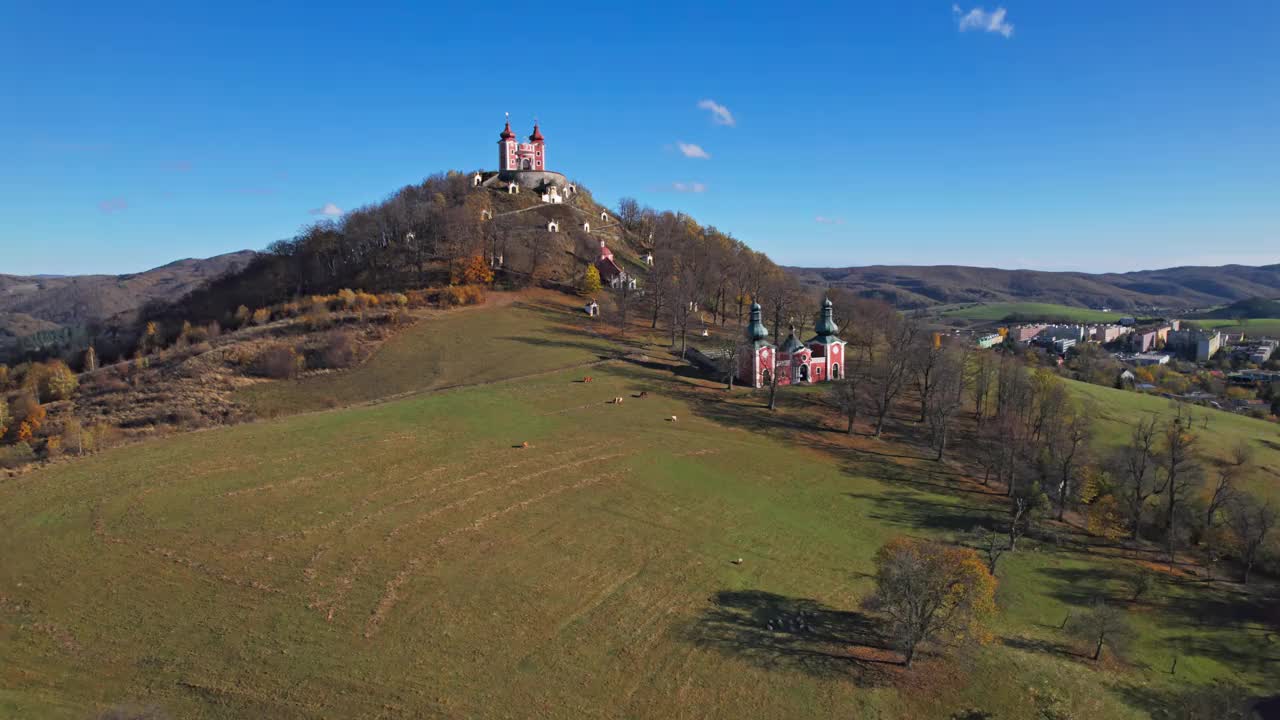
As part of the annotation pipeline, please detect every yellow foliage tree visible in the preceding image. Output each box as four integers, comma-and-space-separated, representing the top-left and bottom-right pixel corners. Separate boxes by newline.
84, 346, 98, 373
868, 537, 997, 667
234, 305, 251, 326
251, 307, 271, 326
459, 255, 494, 285
581, 265, 602, 296
42, 360, 78, 401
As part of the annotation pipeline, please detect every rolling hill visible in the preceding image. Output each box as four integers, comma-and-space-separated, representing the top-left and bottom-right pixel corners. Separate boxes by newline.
0, 251, 257, 359
788, 263, 1280, 311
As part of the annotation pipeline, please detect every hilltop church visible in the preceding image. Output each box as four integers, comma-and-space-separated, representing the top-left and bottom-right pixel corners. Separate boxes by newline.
738, 298, 846, 388
473, 115, 571, 196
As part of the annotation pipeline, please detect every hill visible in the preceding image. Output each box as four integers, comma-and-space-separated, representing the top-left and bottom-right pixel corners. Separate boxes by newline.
1196, 297, 1280, 320
0, 251, 257, 360
1, 297, 1277, 719
788, 263, 1280, 311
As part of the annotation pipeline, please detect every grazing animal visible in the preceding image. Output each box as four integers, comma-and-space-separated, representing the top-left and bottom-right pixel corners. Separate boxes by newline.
638, 391, 648, 398
730, 558, 743, 565
520, 441, 529, 449
583, 376, 592, 383
669, 415, 678, 422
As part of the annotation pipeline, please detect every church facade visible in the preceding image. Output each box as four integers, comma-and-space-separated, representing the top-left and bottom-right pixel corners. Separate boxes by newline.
738, 298, 846, 388
498, 117, 546, 172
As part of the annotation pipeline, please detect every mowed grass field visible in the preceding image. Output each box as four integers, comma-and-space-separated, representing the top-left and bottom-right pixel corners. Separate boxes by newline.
1186, 318, 1280, 338
2, 300, 1278, 719
940, 302, 1123, 323
239, 292, 620, 416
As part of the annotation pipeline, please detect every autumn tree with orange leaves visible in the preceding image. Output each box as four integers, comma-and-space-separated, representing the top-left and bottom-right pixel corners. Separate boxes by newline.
457, 254, 494, 285
865, 537, 997, 668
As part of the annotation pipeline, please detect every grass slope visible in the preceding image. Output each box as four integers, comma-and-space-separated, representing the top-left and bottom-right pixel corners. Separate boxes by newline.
239, 293, 619, 416
1185, 318, 1280, 338
1065, 379, 1280, 501
2, 301, 1277, 719
939, 302, 1122, 324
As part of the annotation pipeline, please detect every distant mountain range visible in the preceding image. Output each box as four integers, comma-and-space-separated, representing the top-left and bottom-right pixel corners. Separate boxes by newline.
1, 251, 256, 358
787, 263, 1280, 311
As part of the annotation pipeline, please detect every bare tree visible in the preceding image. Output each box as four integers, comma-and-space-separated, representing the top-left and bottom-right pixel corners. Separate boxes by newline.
863, 314, 920, 437
827, 378, 860, 434
1046, 401, 1094, 521
924, 346, 968, 461
1205, 442, 1253, 530
912, 334, 944, 423
1153, 406, 1202, 562
1066, 600, 1135, 661
970, 350, 997, 431
971, 524, 1010, 574
1114, 416, 1159, 540
1224, 495, 1277, 584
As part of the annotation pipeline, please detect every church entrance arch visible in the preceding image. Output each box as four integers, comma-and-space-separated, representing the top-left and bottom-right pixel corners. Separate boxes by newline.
798, 365, 809, 383
831, 363, 840, 380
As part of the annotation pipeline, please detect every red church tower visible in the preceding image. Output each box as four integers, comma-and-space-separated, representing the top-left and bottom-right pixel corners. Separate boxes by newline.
498, 114, 546, 172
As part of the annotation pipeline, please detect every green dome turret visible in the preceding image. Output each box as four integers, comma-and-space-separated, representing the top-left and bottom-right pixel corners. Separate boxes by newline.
811, 297, 841, 343
746, 302, 769, 344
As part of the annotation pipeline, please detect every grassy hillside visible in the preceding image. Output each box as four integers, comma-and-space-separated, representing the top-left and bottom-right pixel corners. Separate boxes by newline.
2, 301, 1277, 719
238, 293, 620, 416
939, 302, 1122, 324
1186, 318, 1280, 338
1065, 379, 1280, 501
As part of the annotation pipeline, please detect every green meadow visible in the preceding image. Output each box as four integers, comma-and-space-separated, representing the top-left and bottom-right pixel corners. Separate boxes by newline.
1185, 318, 1280, 338
940, 303, 1125, 324
2, 299, 1277, 719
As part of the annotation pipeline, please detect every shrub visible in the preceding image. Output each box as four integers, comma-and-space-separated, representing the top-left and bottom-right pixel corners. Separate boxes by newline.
321, 331, 360, 369
7, 394, 45, 441
251, 307, 271, 326
305, 305, 333, 330
0, 442, 36, 469
0, 400, 8, 438
404, 289, 430, 308
253, 344, 306, 379
337, 288, 357, 309
233, 305, 251, 327
440, 285, 485, 308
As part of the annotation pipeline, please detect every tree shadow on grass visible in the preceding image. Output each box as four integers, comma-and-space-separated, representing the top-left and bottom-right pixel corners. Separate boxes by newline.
686, 589, 897, 686
1001, 635, 1082, 658
1115, 681, 1273, 720
843, 489, 1004, 535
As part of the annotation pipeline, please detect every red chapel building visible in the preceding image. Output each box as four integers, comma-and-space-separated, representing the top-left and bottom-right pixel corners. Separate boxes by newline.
738, 298, 846, 388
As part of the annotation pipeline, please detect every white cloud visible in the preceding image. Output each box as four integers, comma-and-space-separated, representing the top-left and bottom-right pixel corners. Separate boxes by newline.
670, 182, 707, 193
98, 197, 128, 214
696, 99, 736, 127
677, 142, 711, 159
952, 4, 1014, 38
814, 216, 846, 225
309, 202, 344, 217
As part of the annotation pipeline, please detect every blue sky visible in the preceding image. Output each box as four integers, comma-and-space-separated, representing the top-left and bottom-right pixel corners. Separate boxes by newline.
2, 1, 1277, 276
